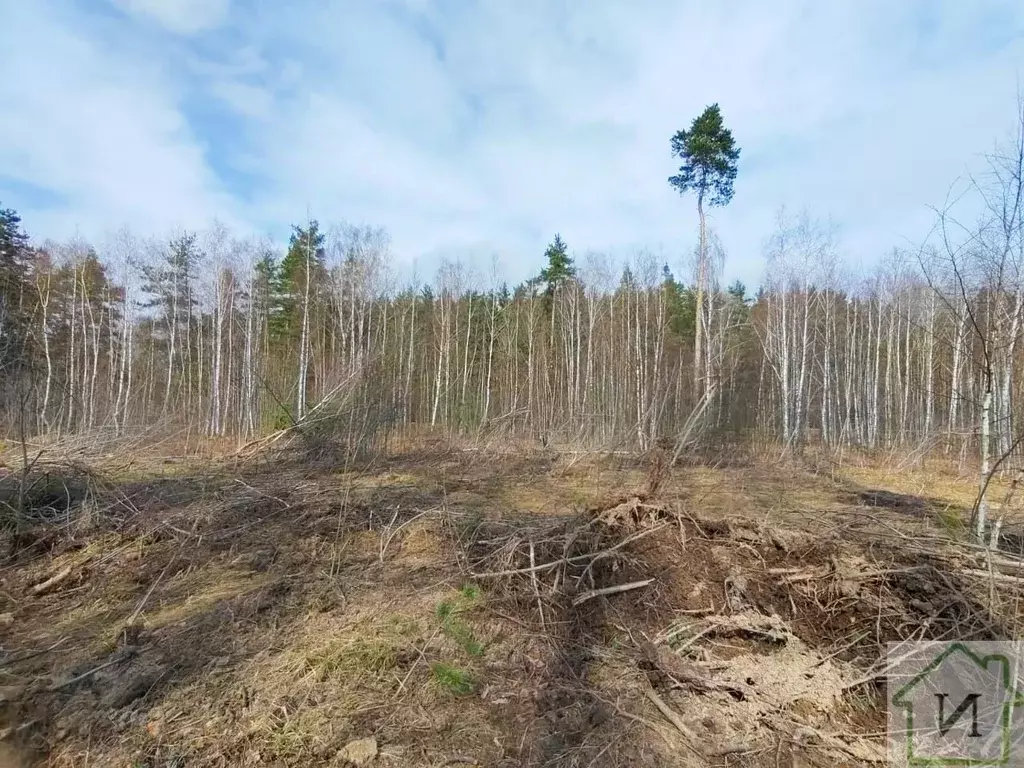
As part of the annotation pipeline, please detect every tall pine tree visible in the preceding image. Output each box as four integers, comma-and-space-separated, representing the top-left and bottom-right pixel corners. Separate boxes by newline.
669, 104, 740, 395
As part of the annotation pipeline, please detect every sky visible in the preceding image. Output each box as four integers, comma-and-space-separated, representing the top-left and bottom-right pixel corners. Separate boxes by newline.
1, 0, 1023, 290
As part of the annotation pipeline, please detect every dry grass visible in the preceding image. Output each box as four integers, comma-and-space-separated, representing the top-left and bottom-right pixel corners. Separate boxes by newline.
0, 438, 1019, 766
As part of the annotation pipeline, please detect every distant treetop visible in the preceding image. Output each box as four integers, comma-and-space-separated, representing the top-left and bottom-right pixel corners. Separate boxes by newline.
539, 234, 575, 296
669, 103, 741, 207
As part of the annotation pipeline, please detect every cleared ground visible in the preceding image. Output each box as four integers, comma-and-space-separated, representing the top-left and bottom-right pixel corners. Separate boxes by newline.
0, 438, 1021, 767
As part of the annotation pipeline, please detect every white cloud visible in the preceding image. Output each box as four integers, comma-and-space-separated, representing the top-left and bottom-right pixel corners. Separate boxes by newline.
2, 0, 1024, 288
110, 0, 230, 35
0, 2, 242, 241
220, 0, 1024, 285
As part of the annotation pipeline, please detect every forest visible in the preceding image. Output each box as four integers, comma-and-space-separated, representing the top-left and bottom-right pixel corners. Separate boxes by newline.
1, 105, 1022, 461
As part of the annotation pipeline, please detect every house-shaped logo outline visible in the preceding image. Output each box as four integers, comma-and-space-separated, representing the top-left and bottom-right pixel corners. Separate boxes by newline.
891, 642, 1024, 766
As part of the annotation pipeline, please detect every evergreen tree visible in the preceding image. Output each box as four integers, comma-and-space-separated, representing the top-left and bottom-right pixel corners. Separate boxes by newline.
139, 233, 202, 335
723, 280, 752, 329
661, 264, 696, 339
669, 105, 740, 207
254, 249, 284, 338
0, 204, 32, 381
669, 104, 740, 394
619, 265, 636, 291
539, 234, 575, 297
276, 221, 326, 340
726, 280, 749, 306
0, 206, 29, 273
515, 276, 543, 300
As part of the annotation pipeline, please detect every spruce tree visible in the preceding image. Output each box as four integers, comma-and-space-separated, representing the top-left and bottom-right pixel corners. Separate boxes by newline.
0, 204, 31, 380
276, 221, 326, 340
661, 264, 696, 339
539, 234, 575, 298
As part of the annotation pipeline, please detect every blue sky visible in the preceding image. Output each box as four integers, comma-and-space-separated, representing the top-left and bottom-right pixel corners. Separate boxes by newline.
1, 0, 1023, 289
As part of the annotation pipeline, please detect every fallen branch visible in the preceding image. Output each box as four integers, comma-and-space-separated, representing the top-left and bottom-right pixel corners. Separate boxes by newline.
529, 540, 546, 630
639, 640, 748, 697
972, 553, 1024, 573
0, 636, 67, 668
472, 524, 666, 579
48, 648, 137, 692
660, 611, 790, 648
708, 741, 754, 757
793, 725, 885, 763
963, 568, 1024, 585
782, 570, 830, 584
573, 578, 654, 606
644, 686, 698, 743
31, 566, 73, 596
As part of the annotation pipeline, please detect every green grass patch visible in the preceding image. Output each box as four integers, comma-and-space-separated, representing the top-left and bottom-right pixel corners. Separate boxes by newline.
436, 584, 485, 658
444, 619, 484, 658
459, 582, 481, 601
432, 662, 475, 695
436, 600, 456, 622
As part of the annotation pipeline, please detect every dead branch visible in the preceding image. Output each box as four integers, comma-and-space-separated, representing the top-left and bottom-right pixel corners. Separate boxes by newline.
644, 686, 699, 744
573, 578, 654, 606
47, 648, 137, 691
471, 524, 666, 579
529, 540, 545, 630
31, 566, 73, 596
963, 568, 1024, 585
0, 637, 67, 668
708, 742, 754, 757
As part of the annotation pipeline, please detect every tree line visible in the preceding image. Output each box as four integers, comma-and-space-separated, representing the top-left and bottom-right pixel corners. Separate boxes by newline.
0, 102, 1021, 467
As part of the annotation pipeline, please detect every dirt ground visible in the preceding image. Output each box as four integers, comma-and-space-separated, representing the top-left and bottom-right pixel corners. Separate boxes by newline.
0, 438, 1022, 767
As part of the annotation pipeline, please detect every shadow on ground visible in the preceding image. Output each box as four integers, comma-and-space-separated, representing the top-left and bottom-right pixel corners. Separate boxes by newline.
0, 447, 1019, 767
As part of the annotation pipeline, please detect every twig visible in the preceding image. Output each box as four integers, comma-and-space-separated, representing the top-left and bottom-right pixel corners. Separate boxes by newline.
472, 524, 666, 579
380, 507, 437, 562
529, 540, 546, 631
395, 626, 442, 697
573, 578, 654, 606
0, 636, 67, 667
644, 686, 698, 743
378, 508, 401, 562
588, 692, 673, 748
48, 650, 135, 692
125, 556, 175, 629
813, 630, 870, 668
662, 623, 717, 653
842, 626, 930, 691
795, 725, 886, 763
